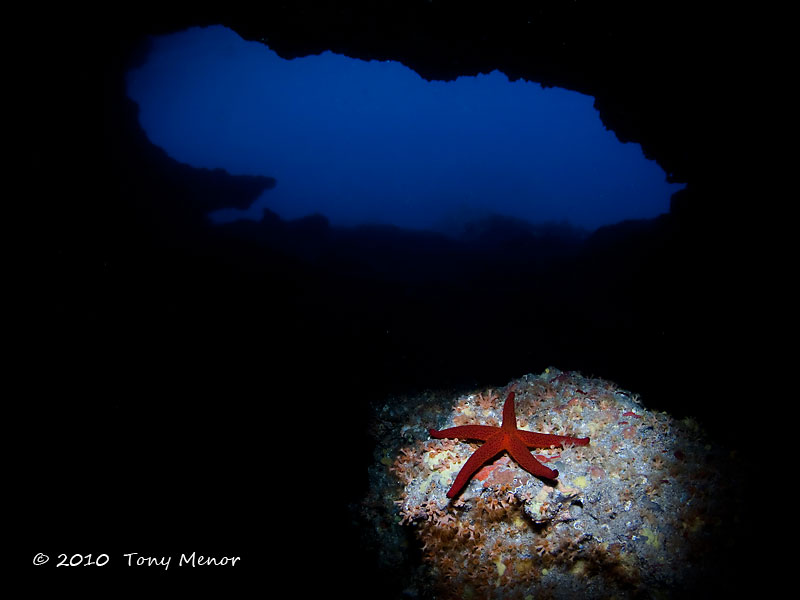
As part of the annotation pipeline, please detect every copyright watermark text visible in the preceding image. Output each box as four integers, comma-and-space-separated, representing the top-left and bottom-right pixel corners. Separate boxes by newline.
32, 552, 241, 570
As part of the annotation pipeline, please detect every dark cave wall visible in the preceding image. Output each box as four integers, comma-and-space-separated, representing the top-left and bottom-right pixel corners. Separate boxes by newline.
33, 3, 752, 435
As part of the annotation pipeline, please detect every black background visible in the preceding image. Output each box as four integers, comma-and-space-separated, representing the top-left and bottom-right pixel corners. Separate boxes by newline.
18, 2, 764, 597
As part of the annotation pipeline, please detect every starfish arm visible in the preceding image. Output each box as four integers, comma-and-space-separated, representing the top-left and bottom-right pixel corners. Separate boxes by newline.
429, 425, 498, 442
501, 391, 517, 431
506, 433, 559, 479
445, 434, 505, 498
516, 430, 590, 449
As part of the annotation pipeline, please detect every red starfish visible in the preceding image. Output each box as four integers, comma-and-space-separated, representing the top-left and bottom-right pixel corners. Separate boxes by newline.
429, 391, 590, 498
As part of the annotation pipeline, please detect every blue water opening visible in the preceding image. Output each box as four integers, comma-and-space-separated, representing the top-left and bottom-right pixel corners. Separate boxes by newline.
125, 25, 684, 234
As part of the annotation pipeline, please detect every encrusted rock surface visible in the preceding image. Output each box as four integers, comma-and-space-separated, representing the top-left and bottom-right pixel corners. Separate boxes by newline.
361, 368, 747, 599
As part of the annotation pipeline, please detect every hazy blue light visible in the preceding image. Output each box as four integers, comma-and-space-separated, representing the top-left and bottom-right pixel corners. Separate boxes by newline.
126, 25, 683, 232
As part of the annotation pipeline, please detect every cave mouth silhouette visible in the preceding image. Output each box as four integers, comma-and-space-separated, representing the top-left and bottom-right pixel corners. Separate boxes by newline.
125, 25, 685, 236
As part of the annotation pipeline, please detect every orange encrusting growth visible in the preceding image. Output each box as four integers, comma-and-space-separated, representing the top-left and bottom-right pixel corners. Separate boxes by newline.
429, 391, 589, 498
